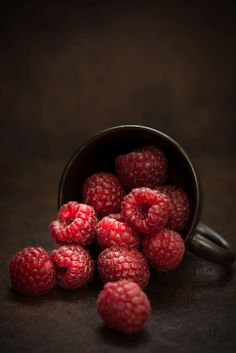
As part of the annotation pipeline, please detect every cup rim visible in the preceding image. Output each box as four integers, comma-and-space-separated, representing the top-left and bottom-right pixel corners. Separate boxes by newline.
58, 124, 202, 244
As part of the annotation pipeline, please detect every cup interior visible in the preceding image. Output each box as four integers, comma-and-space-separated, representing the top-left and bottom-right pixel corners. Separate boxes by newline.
58, 125, 201, 243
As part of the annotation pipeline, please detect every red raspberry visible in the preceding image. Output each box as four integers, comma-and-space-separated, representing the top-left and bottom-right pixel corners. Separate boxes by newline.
97, 280, 151, 334
115, 145, 167, 190
156, 186, 191, 230
121, 187, 170, 234
98, 246, 150, 288
105, 213, 123, 222
142, 228, 185, 272
96, 216, 140, 250
82, 172, 125, 218
9, 247, 55, 296
49, 201, 97, 246
50, 245, 94, 290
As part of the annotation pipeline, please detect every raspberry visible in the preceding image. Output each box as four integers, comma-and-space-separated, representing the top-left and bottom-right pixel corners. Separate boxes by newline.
142, 228, 185, 272
121, 187, 170, 234
98, 246, 150, 288
97, 280, 151, 334
9, 247, 55, 296
49, 201, 97, 246
82, 172, 125, 218
50, 245, 94, 290
96, 216, 140, 250
115, 145, 167, 190
156, 186, 191, 230
105, 213, 123, 222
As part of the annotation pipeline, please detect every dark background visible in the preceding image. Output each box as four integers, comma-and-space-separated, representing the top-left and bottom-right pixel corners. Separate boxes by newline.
1, 1, 236, 352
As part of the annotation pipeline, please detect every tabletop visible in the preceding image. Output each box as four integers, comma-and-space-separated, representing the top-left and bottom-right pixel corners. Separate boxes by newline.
1, 1, 236, 353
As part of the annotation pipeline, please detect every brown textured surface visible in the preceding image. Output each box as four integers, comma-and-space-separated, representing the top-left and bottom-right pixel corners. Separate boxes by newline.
1, 1, 236, 352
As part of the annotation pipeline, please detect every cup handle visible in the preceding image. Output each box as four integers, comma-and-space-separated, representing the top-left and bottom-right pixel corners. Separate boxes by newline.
189, 223, 236, 266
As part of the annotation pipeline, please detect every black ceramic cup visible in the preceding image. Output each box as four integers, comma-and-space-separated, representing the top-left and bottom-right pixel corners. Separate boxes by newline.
58, 125, 235, 266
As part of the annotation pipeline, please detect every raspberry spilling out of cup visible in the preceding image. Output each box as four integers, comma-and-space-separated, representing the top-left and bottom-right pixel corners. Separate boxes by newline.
9, 125, 236, 334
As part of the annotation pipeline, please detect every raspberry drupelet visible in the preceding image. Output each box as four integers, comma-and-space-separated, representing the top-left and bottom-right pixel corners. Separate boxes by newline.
49, 201, 97, 246
97, 280, 151, 334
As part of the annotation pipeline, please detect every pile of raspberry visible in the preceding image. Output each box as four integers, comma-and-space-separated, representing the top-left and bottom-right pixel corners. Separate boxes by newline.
9, 145, 191, 334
